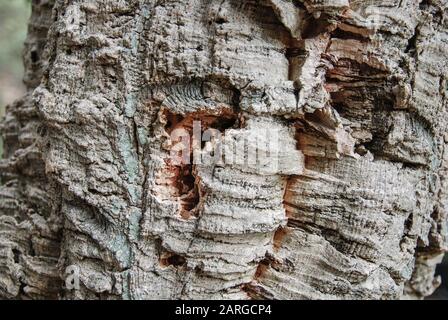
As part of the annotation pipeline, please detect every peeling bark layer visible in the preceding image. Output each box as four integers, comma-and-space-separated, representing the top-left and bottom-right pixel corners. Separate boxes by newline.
1, 0, 447, 300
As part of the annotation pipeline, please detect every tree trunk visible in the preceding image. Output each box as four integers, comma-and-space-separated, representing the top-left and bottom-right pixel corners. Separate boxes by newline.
0, 0, 447, 300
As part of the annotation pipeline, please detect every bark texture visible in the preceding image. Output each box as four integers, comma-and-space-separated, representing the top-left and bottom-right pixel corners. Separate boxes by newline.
0, 0, 447, 300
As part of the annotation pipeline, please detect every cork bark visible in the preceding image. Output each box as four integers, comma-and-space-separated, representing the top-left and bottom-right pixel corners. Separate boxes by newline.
0, 0, 447, 300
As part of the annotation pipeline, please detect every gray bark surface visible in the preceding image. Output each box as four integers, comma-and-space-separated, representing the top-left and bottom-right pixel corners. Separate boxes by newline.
0, 0, 447, 300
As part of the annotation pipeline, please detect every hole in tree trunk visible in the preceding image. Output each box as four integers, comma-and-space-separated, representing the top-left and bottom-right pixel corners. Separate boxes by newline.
156, 108, 238, 220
